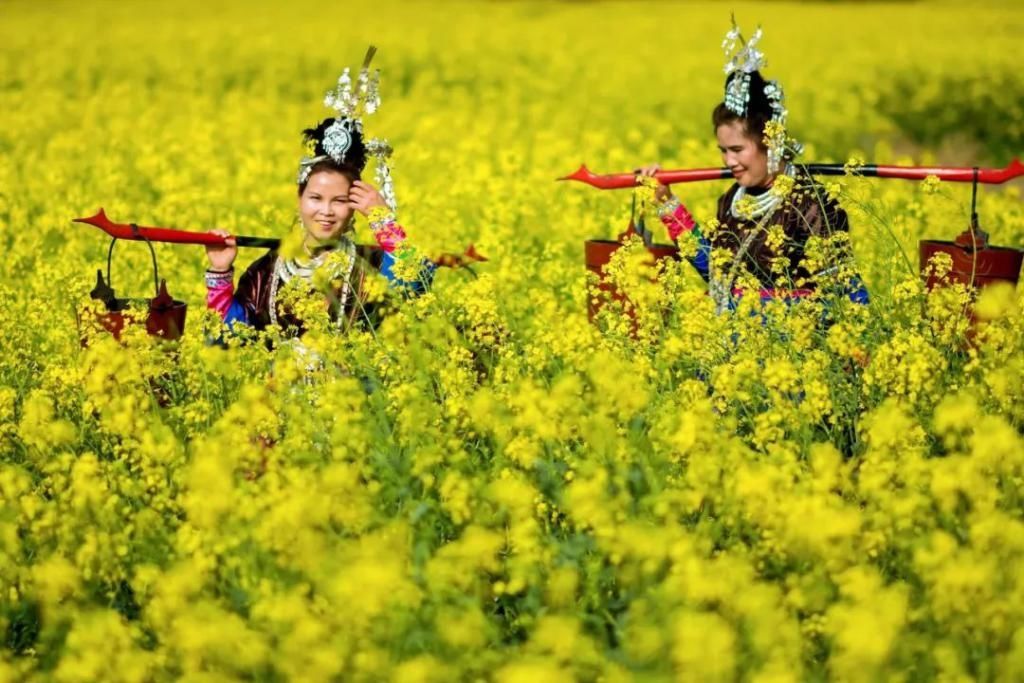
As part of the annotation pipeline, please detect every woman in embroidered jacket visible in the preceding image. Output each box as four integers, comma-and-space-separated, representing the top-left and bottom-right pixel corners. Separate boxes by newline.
641, 25, 868, 311
204, 59, 427, 334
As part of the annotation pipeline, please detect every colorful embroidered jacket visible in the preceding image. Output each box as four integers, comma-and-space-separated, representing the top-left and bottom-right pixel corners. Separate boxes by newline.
205, 215, 431, 333
657, 172, 869, 305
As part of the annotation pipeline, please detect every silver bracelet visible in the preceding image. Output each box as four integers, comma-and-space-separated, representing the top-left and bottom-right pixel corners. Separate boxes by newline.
205, 268, 234, 288
657, 196, 682, 218
369, 211, 397, 233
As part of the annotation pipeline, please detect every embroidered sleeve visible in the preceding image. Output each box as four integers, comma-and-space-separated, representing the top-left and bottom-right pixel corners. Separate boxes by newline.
367, 207, 407, 254
205, 268, 249, 325
366, 207, 435, 294
205, 269, 234, 318
376, 250, 433, 294
657, 196, 698, 241
656, 195, 709, 282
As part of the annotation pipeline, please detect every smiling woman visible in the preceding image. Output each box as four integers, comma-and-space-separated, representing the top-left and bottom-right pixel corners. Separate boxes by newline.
299, 170, 358, 245
639, 21, 869, 312
203, 57, 428, 335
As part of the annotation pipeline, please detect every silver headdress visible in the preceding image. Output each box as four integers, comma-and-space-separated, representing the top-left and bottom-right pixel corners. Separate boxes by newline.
297, 46, 399, 212
722, 18, 801, 174
722, 20, 765, 117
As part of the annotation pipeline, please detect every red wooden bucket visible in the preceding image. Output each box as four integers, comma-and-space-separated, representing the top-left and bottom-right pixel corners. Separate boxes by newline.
585, 221, 680, 323
919, 223, 1022, 343
83, 236, 187, 344
919, 226, 1023, 291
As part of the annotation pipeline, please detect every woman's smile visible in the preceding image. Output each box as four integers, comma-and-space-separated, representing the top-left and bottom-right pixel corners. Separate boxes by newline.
298, 171, 356, 245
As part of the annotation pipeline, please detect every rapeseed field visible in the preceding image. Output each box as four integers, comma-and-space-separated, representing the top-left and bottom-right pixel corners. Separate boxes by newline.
2, 1, 1023, 680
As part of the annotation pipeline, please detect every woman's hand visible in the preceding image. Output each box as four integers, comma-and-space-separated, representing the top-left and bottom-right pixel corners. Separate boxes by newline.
637, 163, 673, 203
348, 180, 387, 217
205, 229, 237, 272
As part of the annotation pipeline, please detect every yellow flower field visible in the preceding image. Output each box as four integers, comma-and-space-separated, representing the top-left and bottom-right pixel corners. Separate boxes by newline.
2, 0, 1024, 680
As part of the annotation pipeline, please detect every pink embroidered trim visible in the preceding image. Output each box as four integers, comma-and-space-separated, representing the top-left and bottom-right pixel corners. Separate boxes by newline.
205, 275, 234, 320
732, 287, 814, 299
372, 221, 407, 254
659, 202, 697, 241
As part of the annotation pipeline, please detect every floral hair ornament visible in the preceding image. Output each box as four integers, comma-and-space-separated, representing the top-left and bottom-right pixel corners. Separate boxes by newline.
722, 17, 801, 174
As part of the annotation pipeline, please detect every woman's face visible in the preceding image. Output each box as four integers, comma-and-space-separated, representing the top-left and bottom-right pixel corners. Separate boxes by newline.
716, 120, 771, 188
298, 170, 355, 245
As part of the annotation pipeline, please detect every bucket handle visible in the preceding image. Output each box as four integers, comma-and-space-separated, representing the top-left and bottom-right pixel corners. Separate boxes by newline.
106, 223, 160, 297
953, 168, 991, 251
629, 191, 654, 247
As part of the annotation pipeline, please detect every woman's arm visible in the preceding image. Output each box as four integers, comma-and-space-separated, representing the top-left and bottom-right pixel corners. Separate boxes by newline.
367, 205, 406, 254
353, 184, 435, 294
638, 164, 711, 282
369, 211, 436, 295
204, 230, 259, 325
204, 229, 251, 325
205, 267, 255, 325
657, 195, 712, 283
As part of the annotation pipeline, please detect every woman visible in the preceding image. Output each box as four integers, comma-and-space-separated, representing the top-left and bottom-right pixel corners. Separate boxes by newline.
640, 25, 868, 311
204, 60, 428, 335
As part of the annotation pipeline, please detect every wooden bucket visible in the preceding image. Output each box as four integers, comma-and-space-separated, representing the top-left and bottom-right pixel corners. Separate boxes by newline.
585, 221, 679, 323
83, 237, 187, 344
919, 225, 1022, 342
919, 227, 1023, 291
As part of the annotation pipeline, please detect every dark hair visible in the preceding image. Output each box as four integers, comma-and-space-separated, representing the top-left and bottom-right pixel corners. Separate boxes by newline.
297, 117, 366, 195
297, 157, 362, 195
711, 69, 773, 149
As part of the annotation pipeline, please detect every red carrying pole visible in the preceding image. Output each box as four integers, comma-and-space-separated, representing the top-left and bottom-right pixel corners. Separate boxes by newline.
560, 158, 1024, 190
72, 208, 487, 268
73, 208, 279, 248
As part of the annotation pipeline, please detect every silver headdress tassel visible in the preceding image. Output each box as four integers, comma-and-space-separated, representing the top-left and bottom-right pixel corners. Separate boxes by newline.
762, 79, 802, 174
366, 138, 398, 212
297, 46, 383, 185
721, 17, 800, 174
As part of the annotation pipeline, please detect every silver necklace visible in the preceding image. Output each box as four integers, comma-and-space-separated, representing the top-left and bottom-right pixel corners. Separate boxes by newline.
729, 164, 794, 220
268, 239, 358, 330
